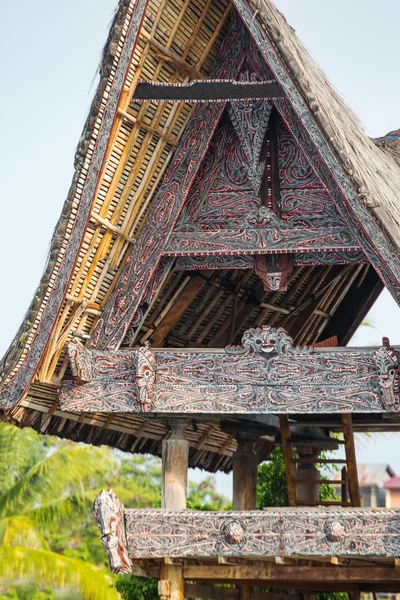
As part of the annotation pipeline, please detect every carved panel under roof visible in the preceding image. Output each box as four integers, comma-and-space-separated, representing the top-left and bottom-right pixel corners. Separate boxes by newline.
2, 0, 400, 467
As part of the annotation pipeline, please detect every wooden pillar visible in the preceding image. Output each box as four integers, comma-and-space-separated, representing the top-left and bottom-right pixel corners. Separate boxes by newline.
295, 448, 320, 504
233, 441, 258, 511
161, 419, 189, 509
233, 440, 258, 600
160, 419, 189, 600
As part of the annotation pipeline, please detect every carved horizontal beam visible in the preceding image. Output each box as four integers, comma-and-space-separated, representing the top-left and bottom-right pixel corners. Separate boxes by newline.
174, 250, 366, 271
59, 326, 400, 415
93, 490, 400, 574
133, 80, 284, 102
163, 227, 361, 256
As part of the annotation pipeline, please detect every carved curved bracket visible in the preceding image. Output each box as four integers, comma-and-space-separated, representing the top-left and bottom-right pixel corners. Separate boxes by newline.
93, 489, 132, 574
374, 337, 400, 412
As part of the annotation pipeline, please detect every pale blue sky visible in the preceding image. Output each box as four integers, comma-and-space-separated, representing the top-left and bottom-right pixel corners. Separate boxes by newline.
0, 0, 399, 497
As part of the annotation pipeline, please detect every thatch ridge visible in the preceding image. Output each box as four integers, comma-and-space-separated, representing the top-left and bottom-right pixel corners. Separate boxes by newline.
250, 0, 400, 247
0, 0, 130, 388
374, 129, 400, 168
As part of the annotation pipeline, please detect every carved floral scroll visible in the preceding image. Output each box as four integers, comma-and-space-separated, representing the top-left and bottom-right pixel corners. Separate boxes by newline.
93, 490, 400, 559
60, 327, 400, 415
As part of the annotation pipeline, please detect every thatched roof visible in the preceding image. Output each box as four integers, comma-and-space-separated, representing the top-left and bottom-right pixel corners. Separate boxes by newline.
0, 0, 399, 469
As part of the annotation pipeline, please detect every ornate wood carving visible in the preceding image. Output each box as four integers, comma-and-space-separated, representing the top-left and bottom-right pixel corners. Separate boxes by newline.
175, 250, 365, 271
94, 491, 400, 559
93, 489, 131, 574
164, 226, 360, 256
60, 326, 400, 414
0, 0, 149, 408
89, 16, 249, 351
374, 337, 400, 412
227, 80, 273, 195
254, 254, 293, 291
233, 0, 400, 304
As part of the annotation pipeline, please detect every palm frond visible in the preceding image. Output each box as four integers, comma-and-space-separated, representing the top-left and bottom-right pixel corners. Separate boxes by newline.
0, 445, 113, 519
0, 516, 49, 550
24, 493, 95, 530
0, 546, 120, 600
0, 424, 43, 492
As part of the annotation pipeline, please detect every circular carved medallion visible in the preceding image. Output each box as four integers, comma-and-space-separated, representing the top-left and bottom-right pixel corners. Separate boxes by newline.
324, 520, 346, 543
221, 520, 245, 545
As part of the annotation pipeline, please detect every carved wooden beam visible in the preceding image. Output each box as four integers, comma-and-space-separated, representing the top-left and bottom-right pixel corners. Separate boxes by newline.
174, 250, 366, 271
93, 490, 400, 570
133, 80, 284, 102
164, 226, 362, 256
59, 327, 400, 415
89, 17, 250, 351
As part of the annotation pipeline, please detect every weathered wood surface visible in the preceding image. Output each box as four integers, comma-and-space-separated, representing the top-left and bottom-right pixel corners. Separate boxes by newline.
94, 490, 400, 566
160, 419, 189, 600
182, 564, 400, 589
161, 419, 189, 510
232, 442, 258, 511
133, 80, 284, 102
60, 326, 400, 415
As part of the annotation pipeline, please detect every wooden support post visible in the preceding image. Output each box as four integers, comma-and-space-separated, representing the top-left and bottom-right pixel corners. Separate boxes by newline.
279, 416, 297, 507
295, 448, 320, 504
342, 414, 361, 507
161, 419, 189, 510
233, 440, 258, 600
160, 419, 189, 600
233, 441, 258, 511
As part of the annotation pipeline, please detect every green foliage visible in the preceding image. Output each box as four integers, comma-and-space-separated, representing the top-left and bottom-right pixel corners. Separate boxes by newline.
0, 423, 118, 599
1, 583, 54, 599
256, 448, 289, 508
187, 476, 229, 510
115, 575, 158, 600
317, 594, 348, 600
256, 447, 338, 509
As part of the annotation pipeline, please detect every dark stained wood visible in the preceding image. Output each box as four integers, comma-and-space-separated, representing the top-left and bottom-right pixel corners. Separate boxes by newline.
184, 584, 302, 600
233, 441, 258, 511
279, 416, 297, 507
342, 414, 361, 507
183, 564, 400, 584
133, 81, 284, 102
151, 273, 211, 346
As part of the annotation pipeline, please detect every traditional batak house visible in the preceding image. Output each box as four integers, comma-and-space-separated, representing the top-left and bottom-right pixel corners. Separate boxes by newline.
1, 0, 400, 596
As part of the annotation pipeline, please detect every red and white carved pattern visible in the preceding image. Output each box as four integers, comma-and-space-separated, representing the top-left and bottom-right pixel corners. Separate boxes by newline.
90, 15, 249, 351
374, 338, 400, 412
0, 0, 149, 408
164, 225, 360, 256
254, 254, 293, 291
93, 489, 131, 574
93, 492, 400, 559
232, 0, 400, 302
60, 326, 399, 414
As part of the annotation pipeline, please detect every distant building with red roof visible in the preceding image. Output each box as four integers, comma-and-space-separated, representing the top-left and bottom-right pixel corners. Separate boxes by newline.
334, 463, 395, 507
383, 475, 400, 508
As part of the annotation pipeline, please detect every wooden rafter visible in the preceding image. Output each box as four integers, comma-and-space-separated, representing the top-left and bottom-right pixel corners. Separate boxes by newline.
89, 17, 249, 350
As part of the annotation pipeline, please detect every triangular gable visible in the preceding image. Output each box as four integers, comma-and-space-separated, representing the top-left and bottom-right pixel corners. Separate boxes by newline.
0, 0, 398, 412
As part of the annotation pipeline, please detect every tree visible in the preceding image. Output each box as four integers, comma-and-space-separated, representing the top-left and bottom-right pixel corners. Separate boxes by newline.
0, 422, 119, 599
